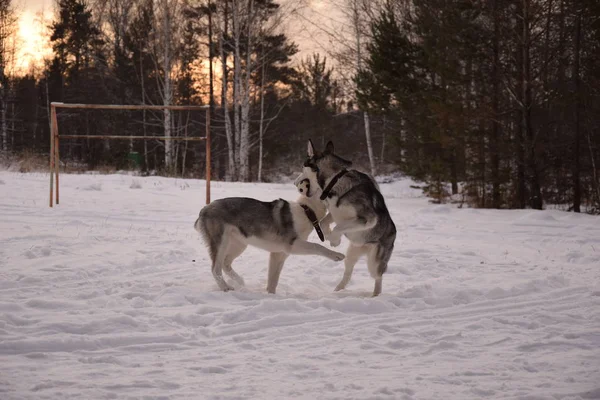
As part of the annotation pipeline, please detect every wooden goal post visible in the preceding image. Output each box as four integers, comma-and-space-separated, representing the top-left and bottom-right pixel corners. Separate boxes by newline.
48, 102, 211, 207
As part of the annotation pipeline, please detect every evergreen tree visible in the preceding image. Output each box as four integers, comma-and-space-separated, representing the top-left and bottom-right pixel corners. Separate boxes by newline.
50, 0, 103, 80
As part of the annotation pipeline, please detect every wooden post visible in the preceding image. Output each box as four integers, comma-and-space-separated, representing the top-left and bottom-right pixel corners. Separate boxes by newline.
205, 108, 211, 204
49, 105, 55, 207
48, 103, 210, 207
53, 106, 60, 204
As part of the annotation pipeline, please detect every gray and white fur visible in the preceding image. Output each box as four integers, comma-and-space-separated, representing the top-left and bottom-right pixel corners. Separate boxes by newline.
297, 140, 397, 296
194, 179, 343, 293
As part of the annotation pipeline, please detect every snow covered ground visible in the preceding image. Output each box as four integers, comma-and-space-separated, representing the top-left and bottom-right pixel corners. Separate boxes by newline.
0, 171, 599, 400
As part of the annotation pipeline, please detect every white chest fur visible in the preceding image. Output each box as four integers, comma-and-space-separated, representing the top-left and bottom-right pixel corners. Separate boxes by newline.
324, 197, 356, 222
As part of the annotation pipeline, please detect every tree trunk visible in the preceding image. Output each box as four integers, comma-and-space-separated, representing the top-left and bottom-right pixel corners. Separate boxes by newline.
140, 45, 149, 170
450, 148, 459, 195
258, 50, 266, 182
521, 0, 543, 210
32, 102, 39, 152
572, 9, 582, 212
231, 0, 254, 182
491, 0, 501, 208
10, 102, 14, 149
163, 0, 173, 172
239, 1, 253, 182
45, 79, 52, 155
164, 108, 172, 171
232, 0, 242, 178
182, 112, 190, 177
352, 0, 376, 176
587, 127, 600, 208
219, 7, 236, 181
556, 0, 567, 200
207, 0, 216, 180
1, 83, 7, 153
515, 1, 527, 209
479, 119, 486, 207
174, 113, 181, 174
380, 114, 386, 164
363, 111, 376, 176
208, 0, 215, 115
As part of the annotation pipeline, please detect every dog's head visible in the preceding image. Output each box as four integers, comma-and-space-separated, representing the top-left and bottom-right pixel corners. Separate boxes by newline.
300, 139, 352, 196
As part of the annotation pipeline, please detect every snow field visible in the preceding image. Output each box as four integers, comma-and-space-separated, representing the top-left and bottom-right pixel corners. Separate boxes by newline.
0, 171, 599, 399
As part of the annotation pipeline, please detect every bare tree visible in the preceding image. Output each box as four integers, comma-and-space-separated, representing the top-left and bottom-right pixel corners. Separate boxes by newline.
239, 0, 256, 182
227, 0, 258, 181
257, 42, 266, 182
151, 0, 183, 172
350, 0, 376, 176
295, 0, 378, 175
217, 1, 236, 180
232, 0, 242, 177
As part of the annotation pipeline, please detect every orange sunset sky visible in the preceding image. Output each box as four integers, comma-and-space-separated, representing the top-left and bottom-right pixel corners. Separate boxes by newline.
16, 0, 53, 74
16, 0, 342, 75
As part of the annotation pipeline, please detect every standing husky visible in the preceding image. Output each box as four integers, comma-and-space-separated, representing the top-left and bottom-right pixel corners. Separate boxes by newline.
298, 140, 396, 296
194, 179, 344, 293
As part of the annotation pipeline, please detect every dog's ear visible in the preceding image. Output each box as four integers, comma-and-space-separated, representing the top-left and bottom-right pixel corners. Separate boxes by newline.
307, 139, 316, 157
325, 141, 334, 154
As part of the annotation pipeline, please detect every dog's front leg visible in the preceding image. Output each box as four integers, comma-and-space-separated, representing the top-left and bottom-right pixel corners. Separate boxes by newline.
289, 240, 345, 261
320, 213, 334, 238
267, 252, 288, 294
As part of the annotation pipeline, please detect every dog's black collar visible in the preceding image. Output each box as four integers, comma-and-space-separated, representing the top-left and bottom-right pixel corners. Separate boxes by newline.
300, 204, 325, 242
320, 170, 348, 200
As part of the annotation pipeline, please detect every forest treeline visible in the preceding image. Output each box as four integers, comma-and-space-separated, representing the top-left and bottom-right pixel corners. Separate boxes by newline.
0, 0, 599, 212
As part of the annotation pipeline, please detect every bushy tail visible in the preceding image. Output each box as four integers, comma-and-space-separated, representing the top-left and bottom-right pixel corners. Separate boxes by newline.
193, 215, 203, 234
376, 229, 396, 276
194, 207, 222, 264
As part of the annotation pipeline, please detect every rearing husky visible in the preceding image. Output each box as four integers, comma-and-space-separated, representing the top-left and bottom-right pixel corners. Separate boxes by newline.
194, 179, 344, 293
298, 140, 396, 296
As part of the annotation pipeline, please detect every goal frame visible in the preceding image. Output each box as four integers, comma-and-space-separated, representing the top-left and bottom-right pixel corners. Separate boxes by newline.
48, 102, 211, 207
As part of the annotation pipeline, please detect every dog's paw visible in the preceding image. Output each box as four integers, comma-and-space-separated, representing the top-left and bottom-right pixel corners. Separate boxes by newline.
329, 235, 342, 247
334, 275, 350, 291
328, 230, 343, 247
219, 283, 235, 292
329, 251, 345, 261
230, 274, 245, 287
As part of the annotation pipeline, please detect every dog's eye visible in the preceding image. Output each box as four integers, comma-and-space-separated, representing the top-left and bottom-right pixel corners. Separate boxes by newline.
303, 160, 318, 172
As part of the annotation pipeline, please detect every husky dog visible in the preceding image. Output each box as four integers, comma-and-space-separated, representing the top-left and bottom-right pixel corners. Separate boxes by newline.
194, 179, 344, 293
298, 140, 396, 296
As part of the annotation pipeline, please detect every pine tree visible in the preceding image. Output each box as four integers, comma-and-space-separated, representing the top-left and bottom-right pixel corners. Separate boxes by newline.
50, 0, 103, 80
291, 53, 336, 149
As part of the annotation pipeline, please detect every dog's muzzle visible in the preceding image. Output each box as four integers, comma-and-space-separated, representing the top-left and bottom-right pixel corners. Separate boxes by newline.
296, 178, 311, 197
294, 171, 308, 187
